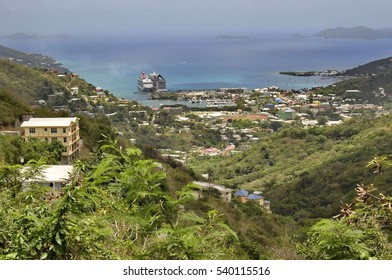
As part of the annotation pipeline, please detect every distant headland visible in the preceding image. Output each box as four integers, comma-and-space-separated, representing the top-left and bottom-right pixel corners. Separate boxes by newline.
0, 44, 70, 73
215, 34, 250, 40
0, 32, 76, 40
295, 26, 392, 40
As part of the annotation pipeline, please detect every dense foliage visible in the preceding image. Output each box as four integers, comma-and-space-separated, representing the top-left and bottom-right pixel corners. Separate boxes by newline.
0, 139, 241, 259
0, 135, 65, 165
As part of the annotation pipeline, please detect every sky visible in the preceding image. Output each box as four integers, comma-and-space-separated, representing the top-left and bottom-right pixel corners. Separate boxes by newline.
1, 0, 392, 36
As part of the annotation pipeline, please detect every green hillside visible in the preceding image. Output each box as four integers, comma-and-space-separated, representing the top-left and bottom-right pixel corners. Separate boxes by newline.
189, 115, 392, 220
344, 56, 392, 76
0, 44, 70, 72
0, 60, 70, 103
0, 89, 32, 126
0, 60, 73, 126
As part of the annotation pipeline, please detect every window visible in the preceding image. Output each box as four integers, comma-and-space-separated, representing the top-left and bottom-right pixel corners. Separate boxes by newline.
29, 128, 36, 134
51, 128, 57, 133
63, 128, 66, 133
63, 137, 67, 143
44, 128, 48, 132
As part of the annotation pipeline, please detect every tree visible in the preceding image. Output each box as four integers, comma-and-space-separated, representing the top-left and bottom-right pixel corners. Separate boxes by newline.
316, 116, 328, 126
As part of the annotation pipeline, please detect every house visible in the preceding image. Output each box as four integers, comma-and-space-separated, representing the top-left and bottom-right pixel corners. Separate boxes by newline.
234, 189, 271, 211
326, 120, 343, 126
194, 181, 233, 202
277, 108, 297, 120
24, 165, 73, 191
20, 117, 81, 164
234, 189, 249, 203
247, 193, 265, 206
345, 90, 361, 94
201, 147, 220, 156
302, 119, 318, 127
70, 87, 79, 95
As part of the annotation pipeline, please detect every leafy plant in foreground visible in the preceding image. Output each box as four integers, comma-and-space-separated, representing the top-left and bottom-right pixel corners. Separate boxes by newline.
298, 157, 392, 259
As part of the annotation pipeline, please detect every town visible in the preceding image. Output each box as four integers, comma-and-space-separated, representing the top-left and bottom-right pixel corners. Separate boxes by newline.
2, 50, 392, 261
2, 66, 390, 214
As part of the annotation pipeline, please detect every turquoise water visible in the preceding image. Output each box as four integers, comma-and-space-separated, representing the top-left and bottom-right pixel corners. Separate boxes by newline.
2, 33, 392, 106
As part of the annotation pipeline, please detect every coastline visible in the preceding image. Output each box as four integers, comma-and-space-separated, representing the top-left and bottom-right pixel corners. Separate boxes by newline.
4, 33, 392, 107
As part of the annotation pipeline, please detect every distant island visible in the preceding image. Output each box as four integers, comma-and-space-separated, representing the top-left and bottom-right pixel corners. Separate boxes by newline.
310, 26, 392, 40
216, 34, 250, 40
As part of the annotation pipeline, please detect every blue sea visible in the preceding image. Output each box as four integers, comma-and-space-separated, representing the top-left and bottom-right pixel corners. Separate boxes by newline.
2, 32, 392, 106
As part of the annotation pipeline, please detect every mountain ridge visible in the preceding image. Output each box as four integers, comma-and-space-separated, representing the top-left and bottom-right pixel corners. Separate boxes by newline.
0, 44, 70, 73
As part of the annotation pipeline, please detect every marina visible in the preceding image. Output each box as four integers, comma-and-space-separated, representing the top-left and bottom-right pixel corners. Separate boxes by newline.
144, 86, 245, 108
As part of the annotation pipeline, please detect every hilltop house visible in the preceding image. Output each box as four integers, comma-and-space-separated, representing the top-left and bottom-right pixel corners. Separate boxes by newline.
20, 117, 81, 164
234, 189, 271, 211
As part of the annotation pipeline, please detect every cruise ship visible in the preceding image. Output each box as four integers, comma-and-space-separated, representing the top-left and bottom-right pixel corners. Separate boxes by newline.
137, 72, 167, 92
137, 72, 154, 92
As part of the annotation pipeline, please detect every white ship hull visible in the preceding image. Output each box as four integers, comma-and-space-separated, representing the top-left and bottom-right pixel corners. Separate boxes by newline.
137, 72, 154, 91
137, 72, 167, 92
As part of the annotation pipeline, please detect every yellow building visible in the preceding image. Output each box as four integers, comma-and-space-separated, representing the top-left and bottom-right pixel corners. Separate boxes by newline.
20, 117, 81, 164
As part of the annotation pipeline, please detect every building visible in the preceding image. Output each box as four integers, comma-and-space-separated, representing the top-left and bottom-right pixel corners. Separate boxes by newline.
277, 108, 297, 120
194, 181, 233, 202
234, 189, 250, 203
24, 165, 74, 191
20, 117, 81, 164
234, 189, 271, 211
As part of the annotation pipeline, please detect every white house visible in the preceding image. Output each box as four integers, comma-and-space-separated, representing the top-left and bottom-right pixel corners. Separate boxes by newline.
193, 181, 233, 202
24, 165, 74, 191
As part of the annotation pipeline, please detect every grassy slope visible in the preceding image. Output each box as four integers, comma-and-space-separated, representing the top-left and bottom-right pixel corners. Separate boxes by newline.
0, 60, 69, 103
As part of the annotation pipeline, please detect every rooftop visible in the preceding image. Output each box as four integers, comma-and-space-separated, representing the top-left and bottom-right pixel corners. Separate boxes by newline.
234, 189, 249, 197
21, 117, 79, 128
41, 165, 74, 182
24, 165, 74, 183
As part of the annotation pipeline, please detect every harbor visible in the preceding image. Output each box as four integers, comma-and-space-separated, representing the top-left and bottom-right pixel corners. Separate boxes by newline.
145, 88, 245, 108
138, 71, 247, 107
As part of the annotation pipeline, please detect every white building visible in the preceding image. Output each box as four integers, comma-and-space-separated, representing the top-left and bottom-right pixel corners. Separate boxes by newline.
24, 165, 74, 191
194, 181, 233, 202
